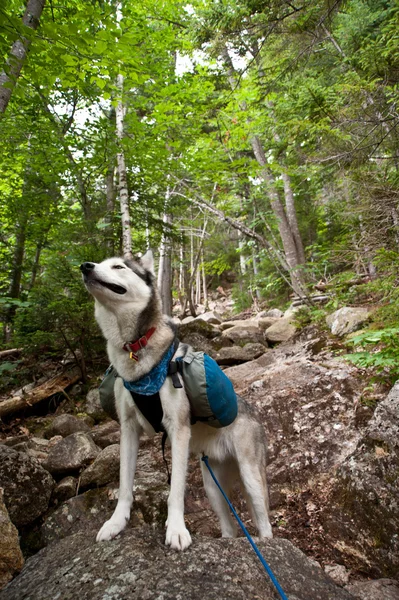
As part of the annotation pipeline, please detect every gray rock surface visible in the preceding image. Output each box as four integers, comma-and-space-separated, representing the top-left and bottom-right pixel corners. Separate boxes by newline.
321, 382, 399, 576
90, 421, 120, 448
44, 413, 91, 438
257, 316, 280, 330
83, 388, 105, 422
221, 324, 265, 345
0, 445, 54, 527
0, 488, 24, 589
262, 308, 284, 318
41, 487, 118, 545
326, 306, 371, 336
264, 318, 297, 343
52, 475, 78, 503
220, 319, 258, 331
194, 311, 222, 325
80, 444, 120, 488
0, 527, 354, 600
43, 432, 99, 476
346, 578, 399, 599
215, 343, 267, 365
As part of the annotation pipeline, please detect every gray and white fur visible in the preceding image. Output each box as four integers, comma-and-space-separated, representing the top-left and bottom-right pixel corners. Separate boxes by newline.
81, 251, 272, 550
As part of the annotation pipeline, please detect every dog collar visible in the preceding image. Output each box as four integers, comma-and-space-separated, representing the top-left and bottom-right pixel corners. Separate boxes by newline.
123, 327, 156, 361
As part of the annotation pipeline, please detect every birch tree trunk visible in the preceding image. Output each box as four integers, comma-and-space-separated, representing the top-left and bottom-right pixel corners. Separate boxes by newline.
115, 73, 132, 259
157, 202, 173, 316
0, 0, 45, 114
115, 3, 132, 259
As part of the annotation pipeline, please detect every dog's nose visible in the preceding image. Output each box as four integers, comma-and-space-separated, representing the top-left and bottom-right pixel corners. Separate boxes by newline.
80, 262, 95, 274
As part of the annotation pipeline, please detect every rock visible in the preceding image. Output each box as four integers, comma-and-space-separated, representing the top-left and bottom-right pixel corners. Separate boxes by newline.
326, 307, 371, 336
223, 353, 276, 392
41, 487, 118, 546
44, 414, 91, 438
220, 319, 258, 331
224, 346, 363, 490
262, 308, 284, 318
0, 527, 354, 600
284, 305, 301, 319
3, 435, 30, 448
42, 432, 99, 476
90, 421, 120, 448
83, 388, 105, 422
80, 444, 120, 488
346, 579, 399, 599
0, 488, 24, 590
215, 343, 267, 366
324, 564, 350, 586
52, 476, 78, 503
0, 445, 54, 528
257, 317, 280, 331
181, 315, 195, 324
264, 318, 297, 343
194, 311, 222, 325
221, 324, 264, 345
321, 382, 399, 576
179, 319, 220, 340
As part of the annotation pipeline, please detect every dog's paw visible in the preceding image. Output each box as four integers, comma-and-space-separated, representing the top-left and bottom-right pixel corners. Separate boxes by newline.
96, 518, 127, 542
165, 525, 192, 551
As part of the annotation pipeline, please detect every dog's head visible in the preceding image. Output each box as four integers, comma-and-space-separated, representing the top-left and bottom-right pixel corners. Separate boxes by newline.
80, 250, 156, 308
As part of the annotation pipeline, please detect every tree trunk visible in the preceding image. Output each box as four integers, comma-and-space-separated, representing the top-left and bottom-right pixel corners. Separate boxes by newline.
115, 3, 132, 259
0, 0, 46, 114
250, 137, 306, 296
281, 171, 306, 264
157, 206, 173, 316
252, 250, 262, 301
202, 252, 209, 310
115, 73, 132, 259
220, 44, 306, 297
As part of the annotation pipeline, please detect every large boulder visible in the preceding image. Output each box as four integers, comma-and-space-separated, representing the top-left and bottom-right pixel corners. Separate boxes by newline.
224, 345, 363, 488
41, 487, 119, 546
326, 307, 371, 336
321, 382, 399, 576
0, 527, 354, 600
0, 445, 54, 527
42, 432, 99, 476
194, 311, 223, 325
0, 488, 24, 589
346, 579, 399, 599
221, 324, 264, 345
220, 319, 258, 331
215, 343, 268, 366
264, 318, 297, 343
44, 414, 90, 438
80, 444, 120, 488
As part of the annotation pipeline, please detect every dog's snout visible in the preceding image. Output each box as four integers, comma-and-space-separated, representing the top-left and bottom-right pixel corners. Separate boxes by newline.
80, 262, 95, 274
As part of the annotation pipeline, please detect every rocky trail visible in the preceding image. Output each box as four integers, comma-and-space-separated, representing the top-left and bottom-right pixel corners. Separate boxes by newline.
0, 305, 398, 599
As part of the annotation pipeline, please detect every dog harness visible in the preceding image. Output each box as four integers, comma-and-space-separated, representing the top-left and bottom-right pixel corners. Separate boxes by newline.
98, 342, 237, 433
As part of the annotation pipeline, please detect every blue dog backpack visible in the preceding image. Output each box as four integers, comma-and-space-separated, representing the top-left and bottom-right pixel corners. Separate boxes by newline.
174, 349, 238, 428
98, 347, 238, 430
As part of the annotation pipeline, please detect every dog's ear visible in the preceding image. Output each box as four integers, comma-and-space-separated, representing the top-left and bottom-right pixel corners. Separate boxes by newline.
140, 250, 155, 275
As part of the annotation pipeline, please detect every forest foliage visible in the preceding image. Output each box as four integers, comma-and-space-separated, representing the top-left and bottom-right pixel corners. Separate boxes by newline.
0, 0, 399, 379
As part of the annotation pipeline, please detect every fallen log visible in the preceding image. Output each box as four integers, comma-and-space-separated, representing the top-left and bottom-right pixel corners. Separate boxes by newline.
0, 369, 80, 418
0, 348, 23, 359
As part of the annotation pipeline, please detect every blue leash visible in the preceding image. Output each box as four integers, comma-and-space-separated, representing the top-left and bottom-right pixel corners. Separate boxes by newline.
201, 454, 288, 600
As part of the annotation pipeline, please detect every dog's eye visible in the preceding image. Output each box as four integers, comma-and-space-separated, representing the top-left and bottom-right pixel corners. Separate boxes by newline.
112, 265, 125, 270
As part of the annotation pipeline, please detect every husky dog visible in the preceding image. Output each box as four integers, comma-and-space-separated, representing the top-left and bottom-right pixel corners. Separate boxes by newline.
81, 251, 272, 551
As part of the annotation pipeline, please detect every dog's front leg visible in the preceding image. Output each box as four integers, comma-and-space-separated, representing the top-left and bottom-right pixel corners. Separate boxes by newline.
96, 414, 140, 542
165, 423, 192, 551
